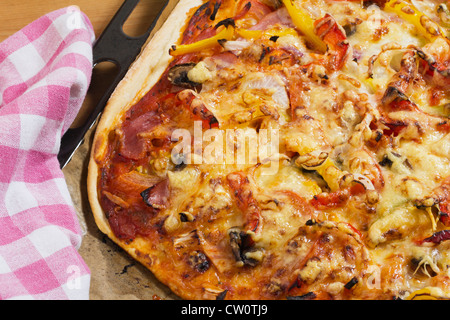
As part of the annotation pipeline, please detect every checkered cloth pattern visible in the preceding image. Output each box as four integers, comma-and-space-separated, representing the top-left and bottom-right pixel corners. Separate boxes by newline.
0, 7, 94, 299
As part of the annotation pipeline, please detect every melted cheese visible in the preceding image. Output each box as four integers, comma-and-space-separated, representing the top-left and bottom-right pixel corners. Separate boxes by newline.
97, 0, 450, 300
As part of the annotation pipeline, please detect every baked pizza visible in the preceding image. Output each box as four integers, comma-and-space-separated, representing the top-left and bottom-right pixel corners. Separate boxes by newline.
88, 0, 450, 300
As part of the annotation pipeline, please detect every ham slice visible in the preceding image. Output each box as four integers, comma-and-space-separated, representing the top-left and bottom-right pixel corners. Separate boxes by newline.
249, 7, 294, 30
117, 171, 163, 194
119, 111, 161, 160
140, 178, 170, 209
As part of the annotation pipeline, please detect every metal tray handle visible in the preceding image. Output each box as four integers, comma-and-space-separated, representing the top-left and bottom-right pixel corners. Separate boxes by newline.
58, 0, 168, 168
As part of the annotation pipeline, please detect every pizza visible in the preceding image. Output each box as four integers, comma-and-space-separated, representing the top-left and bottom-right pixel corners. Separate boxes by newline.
87, 0, 450, 300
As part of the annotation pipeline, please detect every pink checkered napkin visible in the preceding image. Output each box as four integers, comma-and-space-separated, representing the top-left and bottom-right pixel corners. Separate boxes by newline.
0, 7, 95, 299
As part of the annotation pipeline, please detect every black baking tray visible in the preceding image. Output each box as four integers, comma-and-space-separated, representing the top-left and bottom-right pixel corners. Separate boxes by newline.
58, 0, 169, 168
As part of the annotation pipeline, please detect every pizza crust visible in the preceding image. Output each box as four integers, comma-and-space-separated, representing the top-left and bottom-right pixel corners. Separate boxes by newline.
87, 0, 203, 258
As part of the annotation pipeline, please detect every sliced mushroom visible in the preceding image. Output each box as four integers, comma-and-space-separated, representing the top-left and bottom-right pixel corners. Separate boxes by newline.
179, 211, 195, 222
295, 151, 329, 169
167, 63, 199, 87
381, 86, 411, 106
229, 227, 244, 261
352, 173, 375, 191
342, 22, 357, 37
228, 227, 263, 267
188, 250, 210, 273
378, 154, 393, 167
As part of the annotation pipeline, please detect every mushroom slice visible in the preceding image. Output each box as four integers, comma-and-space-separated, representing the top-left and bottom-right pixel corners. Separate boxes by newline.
295, 151, 329, 169
167, 63, 199, 87
381, 86, 411, 106
188, 250, 210, 273
352, 173, 375, 191
228, 227, 264, 267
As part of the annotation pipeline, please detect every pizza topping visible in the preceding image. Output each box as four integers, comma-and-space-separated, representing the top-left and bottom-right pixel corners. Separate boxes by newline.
421, 230, 450, 245
179, 211, 195, 222
281, 0, 327, 52
384, 0, 444, 42
411, 247, 439, 275
344, 276, 359, 290
295, 150, 328, 169
283, 220, 372, 299
116, 171, 163, 193
170, 23, 235, 56
437, 3, 450, 27
416, 38, 450, 88
381, 50, 417, 111
216, 290, 228, 300
314, 13, 351, 71
188, 250, 210, 273
173, 230, 199, 249
167, 62, 200, 87
119, 111, 162, 160
102, 191, 130, 209
94, 0, 450, 299
176, 89, 219, 129
228, 227, 262, 267
286, 292, 317, 300
241, 72, 290, 122
248, 7, 294, 30
209, 1, 221, 21
227, 172, 262, 235
440, 200, 450, 227
140, 178, 170, 209
221, 40, 251, 54
406, 287, 450, 300
343, 21, 358, 37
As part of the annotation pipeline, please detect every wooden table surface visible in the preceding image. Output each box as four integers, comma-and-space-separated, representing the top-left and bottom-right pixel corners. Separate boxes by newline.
1, 0, 162, 42
1, 0, 170, 126
1, 0, 179, 300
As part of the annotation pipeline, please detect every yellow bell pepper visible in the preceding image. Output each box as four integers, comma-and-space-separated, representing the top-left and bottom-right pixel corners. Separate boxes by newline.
236, 27, 299, 40
315, 157, 344, 192
297, 154, 344, 192
169, 25, 235, 56
384, 0, 445, 42
406, 288, 448, 300
236, 28, 263, 40
170, 23, 302, 56
281, 0, 327, 52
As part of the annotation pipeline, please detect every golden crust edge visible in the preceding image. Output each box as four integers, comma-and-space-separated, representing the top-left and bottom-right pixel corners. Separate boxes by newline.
87, 0, 204, 245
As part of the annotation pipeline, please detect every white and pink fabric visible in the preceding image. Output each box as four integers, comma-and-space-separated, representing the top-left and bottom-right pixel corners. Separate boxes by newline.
0, 7, 94, 299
